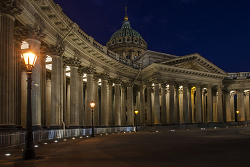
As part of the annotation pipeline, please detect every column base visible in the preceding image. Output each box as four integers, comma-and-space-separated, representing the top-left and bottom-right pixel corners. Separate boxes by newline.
0, 125, 17, 131
68, 126, 80, 129
32, 125, 43, 130
99, 126, 109, 128
22, 148, 36, 159
49, 126, 63, 129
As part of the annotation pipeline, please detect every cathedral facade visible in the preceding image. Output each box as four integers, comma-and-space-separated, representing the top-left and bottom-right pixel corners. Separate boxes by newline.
1, 0, 250, 130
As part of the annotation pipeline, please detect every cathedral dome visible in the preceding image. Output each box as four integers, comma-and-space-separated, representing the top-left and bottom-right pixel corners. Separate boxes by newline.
106, 15, 147, 60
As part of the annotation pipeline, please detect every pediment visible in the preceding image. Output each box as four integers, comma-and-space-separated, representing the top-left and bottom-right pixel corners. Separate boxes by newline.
160, 53, 228, 75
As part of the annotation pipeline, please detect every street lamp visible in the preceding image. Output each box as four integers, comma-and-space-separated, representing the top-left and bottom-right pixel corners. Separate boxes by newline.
134, 110, 139, 132
236, 110, 239, 124
90, 101, 96, 137
21, 47, 37, 159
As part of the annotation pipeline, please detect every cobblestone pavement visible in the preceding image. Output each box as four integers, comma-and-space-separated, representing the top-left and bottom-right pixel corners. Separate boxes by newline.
1, 127, 250, 167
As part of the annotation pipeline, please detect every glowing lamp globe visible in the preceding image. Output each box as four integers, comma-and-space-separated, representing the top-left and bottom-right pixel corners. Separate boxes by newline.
21, 49, 37, 70
90, 101, 95, 109
134, 110, 139, 115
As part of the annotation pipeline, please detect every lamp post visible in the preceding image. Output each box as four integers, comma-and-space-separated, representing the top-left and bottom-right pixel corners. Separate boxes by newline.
236, 110, 239, 125
21, 47, 37, 159
134, 110, 139, 132
90, 101, 96, 137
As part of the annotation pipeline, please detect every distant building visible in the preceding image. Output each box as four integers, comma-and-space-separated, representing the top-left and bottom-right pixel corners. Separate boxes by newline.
1, 0, 250, 130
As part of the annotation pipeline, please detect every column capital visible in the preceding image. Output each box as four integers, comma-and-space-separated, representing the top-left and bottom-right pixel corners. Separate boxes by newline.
114, 77, 122, 84
244, 90, 250, 96
237, 89, 244, 93
121, 82, 127, 90
41, 44, 64, 57
0, 0, 23, 16
126, 82, 134, 87
145, 80, 153, 87
167, 80, 175, 86
108, 79, 113, 87
100, 73, 109, 80
93, 75, 99, 82
84, 66, 96, 74
64, 57, 81, 67
161, 83, 166, 88
78, 65, 84, 76
152, 78, 161, 84
14, 26, 27, 42
26, 25, 46, 41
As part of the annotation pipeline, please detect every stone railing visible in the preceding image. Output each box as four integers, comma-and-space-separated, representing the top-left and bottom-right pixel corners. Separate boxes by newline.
227, 72, 250, 79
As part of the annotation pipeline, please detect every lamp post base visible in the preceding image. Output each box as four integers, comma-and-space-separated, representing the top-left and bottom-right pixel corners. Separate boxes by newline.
22, 149, 36, 159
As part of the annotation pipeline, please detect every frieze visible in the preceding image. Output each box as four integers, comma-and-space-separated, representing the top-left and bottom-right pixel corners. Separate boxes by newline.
73, 48, 81, 56
102, 66, 109, 72
0, 0, 23, 16
89, 59, 96, 65
34, 13, 45, 28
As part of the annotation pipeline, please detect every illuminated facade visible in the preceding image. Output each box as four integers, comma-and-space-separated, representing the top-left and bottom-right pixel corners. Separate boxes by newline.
1, 0, 250, 130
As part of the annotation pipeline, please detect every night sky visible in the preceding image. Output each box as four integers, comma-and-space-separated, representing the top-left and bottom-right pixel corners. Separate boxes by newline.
53, 0, 250, 73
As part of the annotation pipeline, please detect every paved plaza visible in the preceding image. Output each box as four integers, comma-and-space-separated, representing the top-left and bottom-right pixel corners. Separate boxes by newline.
1, 127, 250, 167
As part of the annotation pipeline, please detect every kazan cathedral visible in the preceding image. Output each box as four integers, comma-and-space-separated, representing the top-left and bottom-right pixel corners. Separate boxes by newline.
1, 0, 250, 134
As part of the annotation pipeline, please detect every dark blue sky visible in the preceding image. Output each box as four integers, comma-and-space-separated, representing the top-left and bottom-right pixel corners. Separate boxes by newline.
53, 0, 250, 73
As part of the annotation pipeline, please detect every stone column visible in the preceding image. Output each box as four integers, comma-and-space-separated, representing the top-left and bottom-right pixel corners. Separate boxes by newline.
195, 84, 202, 123
230, 91, 236, 122
139, 84, 145, 125
46, 73, 51, 127
108, 80, 113, 126
174, 84, 179, 124
188, 86, 192, 123
46, 45, 64, 128
93, 76, 99, 126
213, 92, 218, 122
166, 87, 170, 124
154, 80, 160, 125
66, 79, 70, 127
169, 82, 175, 124
121, 83, 127, 126
127, 82, 134, 126
146, 82, 152, 125
225, 90, 231, 122
62, 62, 67, 126
100, 73, 109, 127
179, 88, 183, 124
13, 35, 22, 126
244, 91, 250, 121
217, 85, 223, 122
0, 2, 22, 128
21, 71, 27, 128
161, 83, 167, 124
237, 89, 245, 121
40, 54, 47, 128
114, 78, 122, 126
84, 66, 95, 127
191, 87, 196, 123
78, 67, 84, 126
202, 88, 206, 123
65, 58, 80, 127
183, 83, 188, 124
206, 85, 213, 122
